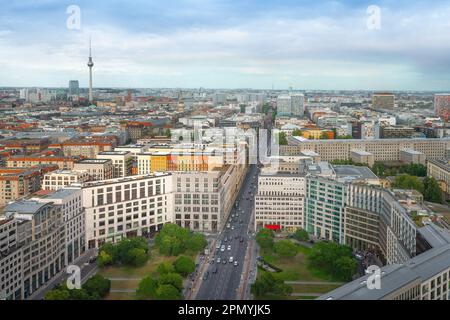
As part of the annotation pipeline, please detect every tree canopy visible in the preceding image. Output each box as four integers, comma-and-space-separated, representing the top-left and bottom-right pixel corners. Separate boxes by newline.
256, 229, 275, 250
155, 224, 207, 256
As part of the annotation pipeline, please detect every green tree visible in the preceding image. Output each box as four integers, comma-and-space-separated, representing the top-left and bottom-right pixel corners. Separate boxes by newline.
276, 132, 288, 146
155, 284, 182, 300
308, 242, 356, 281
274, 240, 298, 257
45, 288, 71, 300
334, 257, 358, 282
173, 256, 196, 276
293, 229, 309, 242
157, 262, 175, 275
83, 275, 111, 298
158, 273, 183, 291
423, 177, 443, 203
185, 233, 207, 253
372, 162, 385, 177
256, 229, 275, 250
128, 248, 148, 267
136, 276, 158, 299
97, 250, 113, 268
292, 129, 303, 137
392, 174, 424, 194
251, 272, 292, 297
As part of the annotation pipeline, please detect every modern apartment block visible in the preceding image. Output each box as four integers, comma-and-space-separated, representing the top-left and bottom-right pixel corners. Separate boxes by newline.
1, 201, 65, 300
255, 172, 306, 232
427, 159, 450, 200
0, 167, 55, 207
305, 176, 348, 243
96, 151, 133, 178
282, 138, 450, 162
173, 164, 245, 233
6, 155, 75, 170
73, 159, 114, 181
42, 170, 90, 191
74, 173, 173, 249
32, 188, 86, 265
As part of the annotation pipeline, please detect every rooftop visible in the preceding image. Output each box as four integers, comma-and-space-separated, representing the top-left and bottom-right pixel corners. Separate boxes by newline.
318, 243, 450, 300
4, 200, 50, 216
418, 223, 450, 249
333, 165, 379, 180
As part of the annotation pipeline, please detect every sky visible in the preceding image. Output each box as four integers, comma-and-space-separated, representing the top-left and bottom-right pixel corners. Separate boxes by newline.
1, 0, 450, 90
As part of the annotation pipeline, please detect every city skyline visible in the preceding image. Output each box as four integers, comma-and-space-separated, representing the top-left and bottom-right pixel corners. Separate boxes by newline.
1, 0, 450, 90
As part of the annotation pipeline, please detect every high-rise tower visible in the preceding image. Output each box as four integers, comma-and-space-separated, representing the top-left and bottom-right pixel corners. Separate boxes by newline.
87, 38, 94, 103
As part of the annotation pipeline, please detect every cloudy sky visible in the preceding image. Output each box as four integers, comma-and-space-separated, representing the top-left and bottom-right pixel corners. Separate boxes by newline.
1, 0, 450, 90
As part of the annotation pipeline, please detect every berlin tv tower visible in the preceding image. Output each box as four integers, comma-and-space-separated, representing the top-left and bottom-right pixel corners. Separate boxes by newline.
87, 38, 94, 103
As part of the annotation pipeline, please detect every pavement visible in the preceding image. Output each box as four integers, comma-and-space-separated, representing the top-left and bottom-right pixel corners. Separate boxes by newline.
194, 164, 260, 300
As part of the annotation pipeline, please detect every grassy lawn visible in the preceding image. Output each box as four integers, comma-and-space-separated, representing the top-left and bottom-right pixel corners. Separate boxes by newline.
100, 249, 197, 300
261, 244, 341, 283
254, 242, 346, 300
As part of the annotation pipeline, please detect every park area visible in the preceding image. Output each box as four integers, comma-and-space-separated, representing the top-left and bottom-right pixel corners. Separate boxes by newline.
252, 229, 355, 300
100, 250, 190, 300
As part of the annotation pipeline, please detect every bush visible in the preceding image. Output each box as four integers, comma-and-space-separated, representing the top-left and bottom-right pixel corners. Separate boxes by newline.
173, 256, 196, 276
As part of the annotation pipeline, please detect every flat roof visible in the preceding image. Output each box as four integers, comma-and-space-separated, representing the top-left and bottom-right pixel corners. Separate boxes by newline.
4, 200, 49, 215
319, 243, 450, 300
419, 223, 450, 249
333, 166, 379, 180
76, 159, 111, 164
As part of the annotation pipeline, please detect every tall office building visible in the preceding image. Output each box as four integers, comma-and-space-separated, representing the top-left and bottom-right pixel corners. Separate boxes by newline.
87, 39, 94, 103
372, 92, 395, 110
277, 94, 305, 117
69, 80, 80, 96
434, 94, 450, 121
277, 95, 292, 116
291, 94, 305, 117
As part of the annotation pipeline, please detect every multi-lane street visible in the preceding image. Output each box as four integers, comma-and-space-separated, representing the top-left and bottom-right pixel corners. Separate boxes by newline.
195, 164, 259, 300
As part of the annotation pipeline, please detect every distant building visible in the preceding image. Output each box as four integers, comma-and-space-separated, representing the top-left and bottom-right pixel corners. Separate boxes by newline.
69, 80, 80, 96
372, 92, 395, 109
42, 170, 90, 190
435, 94, 450, 121
276, 94, 305, 117
380, 126, 415, 139
427, 159, 450, 200
73, 159, 114, 181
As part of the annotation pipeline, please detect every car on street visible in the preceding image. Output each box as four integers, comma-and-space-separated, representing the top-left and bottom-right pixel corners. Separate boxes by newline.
240, 237, 244, 243
227, 245, 231, 251
226, 223, 231, 229
231, 226, 235, 230
222, 259, 227, 265
216, 257, 221, 263
229, 257, 234, 263
220, 245, 225, 252
216, 243, 221, 249
234, 261, 238, 266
